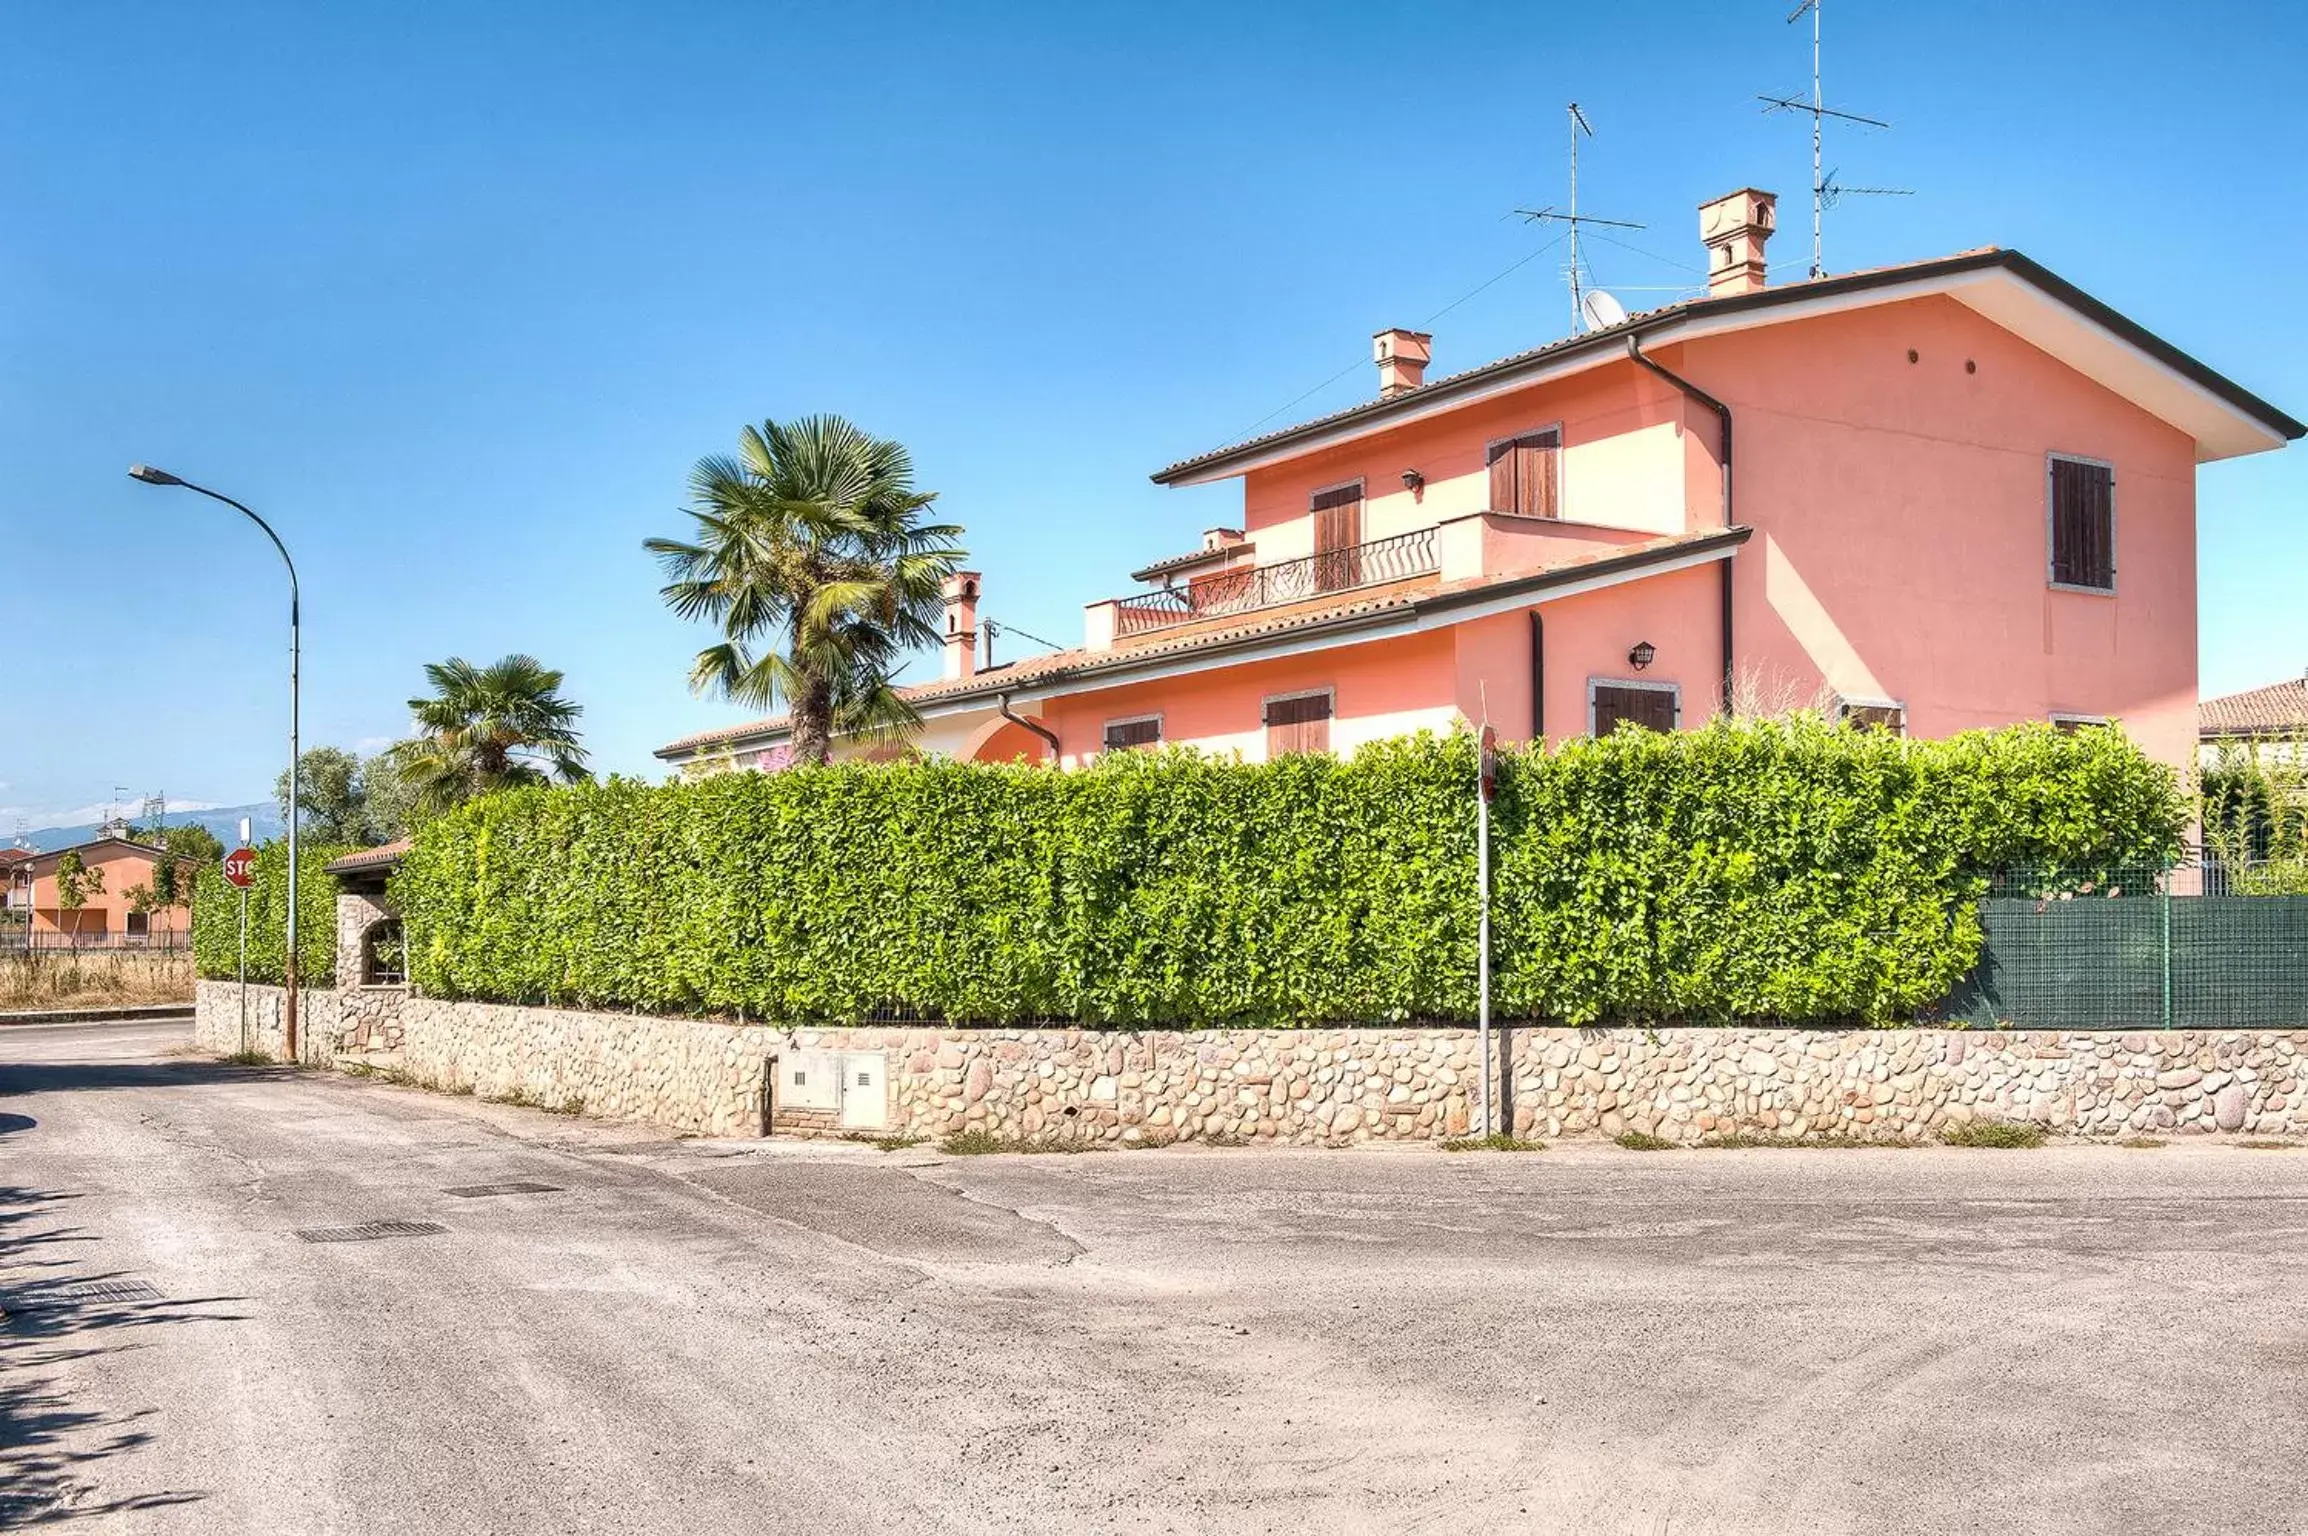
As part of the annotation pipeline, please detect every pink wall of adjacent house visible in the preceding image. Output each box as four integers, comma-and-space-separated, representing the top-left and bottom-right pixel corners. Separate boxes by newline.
11, 843, 164, 937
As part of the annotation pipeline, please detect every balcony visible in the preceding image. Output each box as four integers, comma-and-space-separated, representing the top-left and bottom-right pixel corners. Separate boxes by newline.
1107, 527, 1439, 639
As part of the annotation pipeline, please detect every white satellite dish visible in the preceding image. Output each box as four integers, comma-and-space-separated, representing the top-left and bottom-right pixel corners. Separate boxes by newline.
1580, 288, 1629, 333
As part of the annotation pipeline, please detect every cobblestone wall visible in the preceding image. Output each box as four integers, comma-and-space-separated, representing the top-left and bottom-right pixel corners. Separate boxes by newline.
193, 982, 2308, 1144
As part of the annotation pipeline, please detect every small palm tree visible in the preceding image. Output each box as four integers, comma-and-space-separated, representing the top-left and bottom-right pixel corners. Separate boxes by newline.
646, 415, 965, 765
386, 655, 589, 814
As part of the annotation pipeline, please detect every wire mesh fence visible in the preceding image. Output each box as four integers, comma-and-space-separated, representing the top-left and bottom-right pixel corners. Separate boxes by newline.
1938, 857, 2308, 1030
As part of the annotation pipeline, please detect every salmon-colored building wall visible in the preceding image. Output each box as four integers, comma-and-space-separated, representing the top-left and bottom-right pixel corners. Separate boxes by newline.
1239, 365, 1714, 561
12, 844, 164, 936
1679, 294, 2198, 766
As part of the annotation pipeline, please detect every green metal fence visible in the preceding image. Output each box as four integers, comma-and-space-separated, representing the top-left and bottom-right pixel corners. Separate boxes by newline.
1938, 865, 2308, 1030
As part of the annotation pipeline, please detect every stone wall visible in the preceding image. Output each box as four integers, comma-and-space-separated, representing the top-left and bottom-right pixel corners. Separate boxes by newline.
193, 981, 2308, 1145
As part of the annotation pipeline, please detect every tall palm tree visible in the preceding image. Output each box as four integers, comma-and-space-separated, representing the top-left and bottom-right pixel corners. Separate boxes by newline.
645, 415, 965, 766
386, 654, 590, 814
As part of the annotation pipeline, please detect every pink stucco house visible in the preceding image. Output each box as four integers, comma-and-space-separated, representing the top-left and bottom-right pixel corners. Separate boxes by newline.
658, 188, 2301, 777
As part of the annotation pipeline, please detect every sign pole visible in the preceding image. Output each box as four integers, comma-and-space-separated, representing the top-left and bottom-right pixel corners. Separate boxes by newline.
223, 834, 258, 1055
1477, 725, 1497, 1139
237, 884, 249, 1055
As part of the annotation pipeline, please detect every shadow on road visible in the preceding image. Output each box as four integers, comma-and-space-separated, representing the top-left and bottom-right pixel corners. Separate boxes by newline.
1, 1184, 248, 1526
0, 1059, 301, 1097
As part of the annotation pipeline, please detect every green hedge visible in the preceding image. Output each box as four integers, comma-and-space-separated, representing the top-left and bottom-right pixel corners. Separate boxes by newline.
192, 841, 348, 985
384, 720, 2180, 1027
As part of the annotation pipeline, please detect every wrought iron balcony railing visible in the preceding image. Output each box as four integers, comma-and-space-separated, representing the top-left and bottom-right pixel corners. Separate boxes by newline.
1110, 526, 1438, 639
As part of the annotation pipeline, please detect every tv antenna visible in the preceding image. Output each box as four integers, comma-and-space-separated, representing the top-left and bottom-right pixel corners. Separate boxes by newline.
1515, 102, 1646, 332
1759, 0, 1910, 278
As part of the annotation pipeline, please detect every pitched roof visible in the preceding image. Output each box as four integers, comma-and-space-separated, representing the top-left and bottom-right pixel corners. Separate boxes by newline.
8, 837, 167, 871
1151, 249, 2306, 485
656, 527, 1748, 759
323, 839, 412, 877
1129, 541, 1254, 584
2200, 675, 2308, 739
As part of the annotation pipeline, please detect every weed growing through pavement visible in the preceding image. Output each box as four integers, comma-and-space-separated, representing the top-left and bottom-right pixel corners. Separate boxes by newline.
2117, 1136, 2167, 1149
1701, 1132, 1909, 1149
1941, 1121, 2048, 1149
1614, 1131, 1677, 1151
216, 1049, 279, 1067
1440, 1133, 1546, 1152
854, 1133, 925, 1152
2235, 1139, 2298, 1150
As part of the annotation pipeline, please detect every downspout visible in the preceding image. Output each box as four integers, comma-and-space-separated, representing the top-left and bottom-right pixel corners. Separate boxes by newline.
1529, 610, 1545, 742
1626, 335, 1735, 717
998, 692, 1062, 761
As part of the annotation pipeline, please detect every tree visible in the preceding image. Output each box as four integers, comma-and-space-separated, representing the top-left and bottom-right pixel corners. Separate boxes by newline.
54, 851, 103, 941
132, 823, 225, 938
645, 415, 966, 766
361, 752, 421, 842
277, 747, 368, 843
384, 655, 590, 815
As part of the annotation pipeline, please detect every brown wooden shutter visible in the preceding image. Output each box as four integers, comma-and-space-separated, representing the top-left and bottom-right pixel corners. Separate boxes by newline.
1592, 684, 1677, 735
1489, 430, 1562, 517
1102, 717, 1162, 752
1264, 693, 1334, 757
1487, 441, 1515, 511
1311, 484, 1363, 591
2051, 458, 2113, 589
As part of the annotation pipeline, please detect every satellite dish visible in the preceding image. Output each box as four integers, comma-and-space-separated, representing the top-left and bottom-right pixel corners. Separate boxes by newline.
1580, 288, 1629, 333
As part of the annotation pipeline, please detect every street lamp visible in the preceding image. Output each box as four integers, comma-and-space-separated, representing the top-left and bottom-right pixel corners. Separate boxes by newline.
128, 465, 303, 1059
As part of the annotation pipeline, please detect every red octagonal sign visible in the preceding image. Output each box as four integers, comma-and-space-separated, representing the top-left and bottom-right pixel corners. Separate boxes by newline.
221, 847, 258, 890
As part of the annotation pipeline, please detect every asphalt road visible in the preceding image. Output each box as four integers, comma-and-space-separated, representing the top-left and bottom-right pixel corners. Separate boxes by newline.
6, 1018, 2308, 1534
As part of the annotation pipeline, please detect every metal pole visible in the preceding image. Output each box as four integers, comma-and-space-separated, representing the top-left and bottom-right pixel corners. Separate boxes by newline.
127, 467, 300, 1060
238, 882, 249, 1054
1477, 776, 1493, 1138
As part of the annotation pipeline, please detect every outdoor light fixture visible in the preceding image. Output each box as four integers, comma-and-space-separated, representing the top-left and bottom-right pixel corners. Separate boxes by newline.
1399, 468, 1424, 492
1628, 640, 1656, 671
127, 464, 186, 486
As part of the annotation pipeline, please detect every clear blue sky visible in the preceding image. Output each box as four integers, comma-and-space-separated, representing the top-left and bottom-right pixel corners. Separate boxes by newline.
3, 0, 2301, 828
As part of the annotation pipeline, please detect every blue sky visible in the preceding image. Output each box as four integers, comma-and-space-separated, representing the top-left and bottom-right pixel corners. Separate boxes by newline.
3, 0, 2301, 827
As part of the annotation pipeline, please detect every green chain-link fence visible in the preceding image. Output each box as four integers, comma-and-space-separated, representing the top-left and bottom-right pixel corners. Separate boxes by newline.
1938, 863, 2308, 1029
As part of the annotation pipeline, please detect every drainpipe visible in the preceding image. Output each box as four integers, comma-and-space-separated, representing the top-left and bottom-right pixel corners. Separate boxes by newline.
997, 692, 1061, 761
1529, 610, 1545, 742
1626, 335, 1735, 717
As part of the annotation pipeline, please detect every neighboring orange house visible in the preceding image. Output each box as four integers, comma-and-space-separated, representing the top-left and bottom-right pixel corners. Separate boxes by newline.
5, 837, 169, 942
658, 188, 2302, 778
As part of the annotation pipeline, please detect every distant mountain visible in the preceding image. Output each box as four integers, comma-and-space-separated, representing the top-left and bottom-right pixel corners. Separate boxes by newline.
22, 802, 284, 852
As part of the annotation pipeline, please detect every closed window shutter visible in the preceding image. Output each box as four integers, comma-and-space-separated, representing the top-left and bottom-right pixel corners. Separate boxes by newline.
1593, 684, 1676, 735
1311, 484, 1363, 591
2051, 459, 2113, 589
1489, 430, 1561, 517
1264, 693, 1334, 757
1103, 718, 1161, 752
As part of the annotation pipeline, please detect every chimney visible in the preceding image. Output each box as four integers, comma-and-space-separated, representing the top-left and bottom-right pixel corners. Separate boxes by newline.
942, 571, 981, 682
1372, 328, 1433, 399
1698, 188, 1777, 298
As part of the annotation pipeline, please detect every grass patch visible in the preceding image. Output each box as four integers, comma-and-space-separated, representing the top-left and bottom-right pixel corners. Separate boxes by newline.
1941, 1120, 2048, 1149
215, 1049, 279, 1067
937, 1129, 1109, 1155
852, 1132, 925, 1152
2235, 1139, 2298, 1151
1614, 1131, 1678, 1152
2117, 1136, 2167, 1149
1440, 1133, 1546, 1152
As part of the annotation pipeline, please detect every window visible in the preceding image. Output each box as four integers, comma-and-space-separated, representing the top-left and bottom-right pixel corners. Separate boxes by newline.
1264, 691, 1334, 757
1589, 679, 1679, 735
1839, 699, 1907, 735
1486, 428, 1561, 519
1310, 481, 1364, 591
1102, 716, 1162, 753
360, 919, 406, 986
2048, 454, 2114, 592
125, 910, 149, 938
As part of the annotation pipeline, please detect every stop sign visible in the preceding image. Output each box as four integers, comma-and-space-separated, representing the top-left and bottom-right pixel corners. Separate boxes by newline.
222, 847, 258, 890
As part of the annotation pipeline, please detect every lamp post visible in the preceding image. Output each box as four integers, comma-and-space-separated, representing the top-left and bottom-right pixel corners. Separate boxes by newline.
128, 465, 302, 1060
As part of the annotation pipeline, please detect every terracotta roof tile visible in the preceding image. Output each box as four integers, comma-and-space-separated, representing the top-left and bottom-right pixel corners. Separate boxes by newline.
323, 838, 412, 875
2200, 676, 2308, 738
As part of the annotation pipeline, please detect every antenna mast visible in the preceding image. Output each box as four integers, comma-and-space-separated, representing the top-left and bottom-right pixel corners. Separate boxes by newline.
1514, 102, 1645, 332
1759, 0, 1909, 278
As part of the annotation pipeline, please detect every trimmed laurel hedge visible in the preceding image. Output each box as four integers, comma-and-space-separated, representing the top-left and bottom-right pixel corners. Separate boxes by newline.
192, 841, 348, 986
374, 720, 2182, 1027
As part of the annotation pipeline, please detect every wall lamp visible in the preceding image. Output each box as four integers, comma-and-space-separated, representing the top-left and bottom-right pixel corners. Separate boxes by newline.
1399, 468, 1424, 493
1628, 640, 1656, 671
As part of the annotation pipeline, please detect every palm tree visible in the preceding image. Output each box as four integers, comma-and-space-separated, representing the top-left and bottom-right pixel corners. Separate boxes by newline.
386, 655, 589, 815
645, 415, 966, 766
